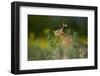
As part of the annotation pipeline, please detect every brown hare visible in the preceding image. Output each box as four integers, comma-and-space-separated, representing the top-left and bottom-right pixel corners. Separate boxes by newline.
53, 23, 72, 59
54, 23, 72, 48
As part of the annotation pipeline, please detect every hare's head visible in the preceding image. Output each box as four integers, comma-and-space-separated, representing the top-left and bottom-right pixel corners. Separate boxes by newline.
54, 29, 63, 37
53, 23, 68, 37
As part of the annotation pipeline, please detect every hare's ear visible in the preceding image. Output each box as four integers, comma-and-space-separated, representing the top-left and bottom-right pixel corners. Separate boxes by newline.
64, 24, 67, 27
63, 23, 67, 27
62, 23, 64, 27
60, 23, 64, 30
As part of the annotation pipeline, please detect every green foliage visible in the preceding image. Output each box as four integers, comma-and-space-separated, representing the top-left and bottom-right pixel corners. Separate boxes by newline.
46, 33, 61, 59
67, 33, 80, 58
28, 45, 48, 60
67, 31, 87, 59
47, 33, 60, 51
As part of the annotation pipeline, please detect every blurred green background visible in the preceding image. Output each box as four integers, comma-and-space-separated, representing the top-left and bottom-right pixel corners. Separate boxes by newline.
28, 15, 88, 61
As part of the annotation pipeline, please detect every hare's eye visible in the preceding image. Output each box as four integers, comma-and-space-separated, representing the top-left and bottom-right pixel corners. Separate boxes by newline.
58, 30, 60, 32
59, 30, 61, 32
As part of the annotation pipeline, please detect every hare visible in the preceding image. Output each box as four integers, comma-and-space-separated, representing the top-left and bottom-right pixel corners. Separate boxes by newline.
53, 23, 72, 59
54, 23, 72, 48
